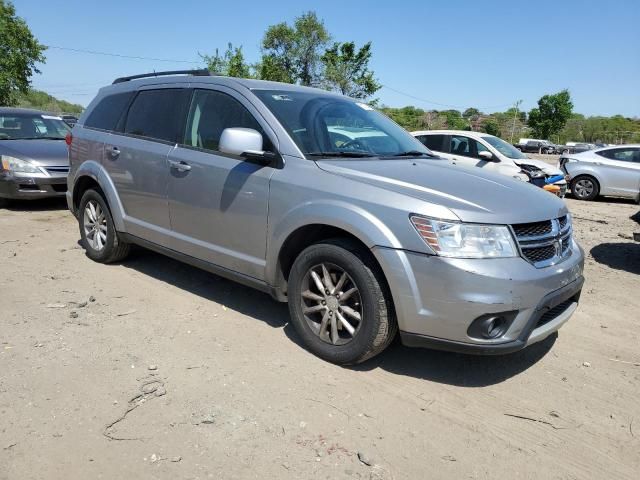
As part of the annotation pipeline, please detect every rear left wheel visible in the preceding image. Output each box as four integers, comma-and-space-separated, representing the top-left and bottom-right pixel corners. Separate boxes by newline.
287, 239, 397, 365
79, 189, 130, 263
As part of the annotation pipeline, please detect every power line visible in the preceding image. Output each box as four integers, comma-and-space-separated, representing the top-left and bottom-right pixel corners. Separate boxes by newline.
381, 85, 516, 110
45, 45, 202, 64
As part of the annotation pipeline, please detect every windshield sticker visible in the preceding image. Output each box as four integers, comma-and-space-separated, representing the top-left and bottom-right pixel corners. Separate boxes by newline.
356, 102, 374, 111
272, 94, 293, 102
41, 115, 63, 120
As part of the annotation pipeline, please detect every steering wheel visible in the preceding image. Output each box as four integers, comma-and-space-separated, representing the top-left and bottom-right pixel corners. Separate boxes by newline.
339, 138, 373, 153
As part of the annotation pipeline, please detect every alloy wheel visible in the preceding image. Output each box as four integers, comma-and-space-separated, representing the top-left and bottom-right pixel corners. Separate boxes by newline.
300, 263, 363, 345
574, 179, 594, 199
83, 200, 108, 251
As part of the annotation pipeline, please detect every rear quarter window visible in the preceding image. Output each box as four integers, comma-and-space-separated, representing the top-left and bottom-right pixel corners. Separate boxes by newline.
84, 92, 134, 131
418, 134, 445, 151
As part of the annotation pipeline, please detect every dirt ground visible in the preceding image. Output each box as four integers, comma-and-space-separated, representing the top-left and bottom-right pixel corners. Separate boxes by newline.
1, 187, 639, 479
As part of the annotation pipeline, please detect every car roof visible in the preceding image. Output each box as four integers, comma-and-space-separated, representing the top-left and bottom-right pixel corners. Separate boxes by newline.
99, 74, 347, 99
410, 130, 492, 139
0, 107, 53, 116
595, 144, 640, 150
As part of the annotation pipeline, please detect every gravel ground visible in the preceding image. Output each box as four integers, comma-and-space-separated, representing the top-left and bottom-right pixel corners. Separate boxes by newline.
1, 191, 639, 480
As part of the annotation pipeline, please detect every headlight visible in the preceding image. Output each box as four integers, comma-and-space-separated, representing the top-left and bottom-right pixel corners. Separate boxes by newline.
1, 156, 42, 174
410, 215, 518, 258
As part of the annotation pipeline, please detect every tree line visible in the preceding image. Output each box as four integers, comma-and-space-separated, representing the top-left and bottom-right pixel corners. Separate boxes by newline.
2, 1, 638, 145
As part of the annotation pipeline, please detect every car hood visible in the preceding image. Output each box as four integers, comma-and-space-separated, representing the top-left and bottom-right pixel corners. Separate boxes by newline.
0, 139, 69, 167
514, 157, 563, 175
316, 158, 567, 224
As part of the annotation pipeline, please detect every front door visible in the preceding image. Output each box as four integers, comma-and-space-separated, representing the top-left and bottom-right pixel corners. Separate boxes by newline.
167, 87, 277, 280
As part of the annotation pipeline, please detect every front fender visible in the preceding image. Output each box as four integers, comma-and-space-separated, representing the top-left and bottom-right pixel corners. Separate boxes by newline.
71, 160, 126, 232
565, 161, 604, 185
265, 199, 411, 286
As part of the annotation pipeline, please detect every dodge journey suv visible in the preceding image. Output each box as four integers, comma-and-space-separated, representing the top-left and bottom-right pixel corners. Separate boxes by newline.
67, 70, 584, 364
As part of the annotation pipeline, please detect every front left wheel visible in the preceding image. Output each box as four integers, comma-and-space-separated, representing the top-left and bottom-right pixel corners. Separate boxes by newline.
287, 239, 397, 365
78, 189, 130, 263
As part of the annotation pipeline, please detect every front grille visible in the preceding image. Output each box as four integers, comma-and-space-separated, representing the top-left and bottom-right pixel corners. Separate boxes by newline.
512, 216, 573, 268
536, 299, 575, 328
512, 220, 552, 238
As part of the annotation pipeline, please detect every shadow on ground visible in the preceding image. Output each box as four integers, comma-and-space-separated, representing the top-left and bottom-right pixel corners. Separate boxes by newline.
115, 247, 555, 387
3, 197, 68, 212
590, 242, 640, 275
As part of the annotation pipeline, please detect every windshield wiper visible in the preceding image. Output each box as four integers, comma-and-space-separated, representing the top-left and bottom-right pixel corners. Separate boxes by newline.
307, 151, 376, 158
383, 150, 438, 158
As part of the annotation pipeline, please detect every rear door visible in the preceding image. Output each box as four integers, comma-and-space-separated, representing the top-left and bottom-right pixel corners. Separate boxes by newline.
595, 147, 640, 197
104, 86, 190, 245
166, 86, 277, 280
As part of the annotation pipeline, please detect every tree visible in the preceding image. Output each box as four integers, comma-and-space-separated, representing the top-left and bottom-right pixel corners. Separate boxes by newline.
481, 119, 501, 137
320, 41, 380, 99
260, 11, 329, 85
201, 43, 252, 78
528, 89, 573, 139
0, 0, 46, 106
463, 107, 480, 119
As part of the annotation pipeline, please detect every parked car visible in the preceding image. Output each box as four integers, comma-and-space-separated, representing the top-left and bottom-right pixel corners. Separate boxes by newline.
412, 130, 568, 196
67, 70, 584, 364
559, 144, 640, 201
0, 108, 71, 206
558, 143, 594, 154
60, 114, 79, 127
515, 139, 557, 154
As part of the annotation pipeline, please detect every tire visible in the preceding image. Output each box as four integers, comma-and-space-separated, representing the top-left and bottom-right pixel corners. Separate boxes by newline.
287, 238, 397, 365
570, 175, 600, 201
78, 189, 130, 263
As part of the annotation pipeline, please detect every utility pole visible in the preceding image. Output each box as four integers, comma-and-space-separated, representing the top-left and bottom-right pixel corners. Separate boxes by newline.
510, 100, 522, 144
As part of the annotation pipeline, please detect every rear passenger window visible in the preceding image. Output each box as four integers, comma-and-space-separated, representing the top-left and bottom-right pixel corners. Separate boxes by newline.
124, 89, 190, 143
183, 89, 272, 152
418, 134, 445, 151
84, 92, 134, 131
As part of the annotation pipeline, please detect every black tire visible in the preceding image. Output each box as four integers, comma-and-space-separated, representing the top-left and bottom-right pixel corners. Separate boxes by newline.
78, 189, 130, 263
288, 238, 397, 365
570, 175, 600, 201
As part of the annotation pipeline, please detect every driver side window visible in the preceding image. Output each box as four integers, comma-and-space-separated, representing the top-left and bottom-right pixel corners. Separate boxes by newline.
183, 89, 272, 153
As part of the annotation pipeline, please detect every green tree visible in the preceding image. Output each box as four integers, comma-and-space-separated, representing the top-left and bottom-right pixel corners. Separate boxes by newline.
201, 43, 252, 78
481, 119, 501, 137
528, 89, 573, 139
463, 107, 480, 119
260, 11, 329, 85
320, 41, 380, 99
0, 0, 46, 106
16, 89, 83, 114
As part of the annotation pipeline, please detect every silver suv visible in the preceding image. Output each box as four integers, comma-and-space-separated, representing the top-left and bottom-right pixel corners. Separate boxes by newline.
67, 70, 584, 364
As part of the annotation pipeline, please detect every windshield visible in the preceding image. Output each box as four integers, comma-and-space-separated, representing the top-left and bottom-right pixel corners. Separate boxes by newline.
481, 135, 527, 159
253, 89, 431, 158
0, 113, 70, 140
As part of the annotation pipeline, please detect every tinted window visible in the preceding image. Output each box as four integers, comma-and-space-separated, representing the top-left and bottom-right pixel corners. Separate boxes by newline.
85, 92, 134, 131
451, 135, 473, 157
418, 134, 445, 151
124, 89, 190, 143
183, 89, 272, 152
597, 148, 640, 162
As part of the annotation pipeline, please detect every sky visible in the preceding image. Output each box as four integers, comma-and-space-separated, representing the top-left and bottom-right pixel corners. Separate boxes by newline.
14, 0, 640, 116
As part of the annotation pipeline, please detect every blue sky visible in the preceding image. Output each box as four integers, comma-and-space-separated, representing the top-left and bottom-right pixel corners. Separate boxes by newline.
15, 0, 640, 116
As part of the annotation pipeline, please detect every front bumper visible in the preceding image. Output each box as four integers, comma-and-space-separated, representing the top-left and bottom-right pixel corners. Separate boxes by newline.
0, 172, 67, 200
373, 242, 584, 354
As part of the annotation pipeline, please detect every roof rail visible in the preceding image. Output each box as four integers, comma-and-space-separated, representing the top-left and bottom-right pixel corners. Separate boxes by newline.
112, 69, 213, 84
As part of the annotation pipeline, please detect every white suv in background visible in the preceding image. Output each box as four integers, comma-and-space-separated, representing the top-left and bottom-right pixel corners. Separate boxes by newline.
413, 130, 568, 197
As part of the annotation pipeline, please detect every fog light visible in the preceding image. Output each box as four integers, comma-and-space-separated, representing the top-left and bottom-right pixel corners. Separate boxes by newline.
467, 311, 517, 340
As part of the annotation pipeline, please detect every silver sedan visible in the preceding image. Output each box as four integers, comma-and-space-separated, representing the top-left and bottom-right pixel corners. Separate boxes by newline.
559, 145, 640, 201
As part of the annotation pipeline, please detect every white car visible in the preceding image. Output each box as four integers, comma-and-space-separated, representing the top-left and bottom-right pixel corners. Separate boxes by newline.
412, 130, 568, 196
559, 144, 640, 201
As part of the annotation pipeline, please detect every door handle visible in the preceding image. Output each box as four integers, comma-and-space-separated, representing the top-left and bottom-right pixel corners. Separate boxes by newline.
168, 160, 191, 172
106, 146, 120, 159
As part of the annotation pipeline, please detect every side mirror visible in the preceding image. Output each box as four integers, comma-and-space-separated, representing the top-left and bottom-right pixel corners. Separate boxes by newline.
219, 127, 273, 165
478, 151, 496, 161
